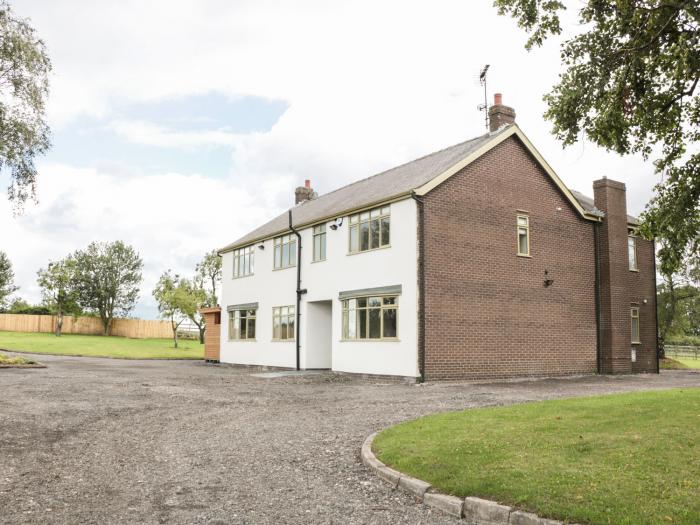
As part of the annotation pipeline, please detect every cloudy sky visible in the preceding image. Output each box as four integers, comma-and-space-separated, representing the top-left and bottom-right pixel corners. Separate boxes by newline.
1, 0, 661, 319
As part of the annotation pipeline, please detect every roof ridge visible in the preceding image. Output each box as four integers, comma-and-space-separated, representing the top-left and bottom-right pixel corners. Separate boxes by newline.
295, 130, 493, 209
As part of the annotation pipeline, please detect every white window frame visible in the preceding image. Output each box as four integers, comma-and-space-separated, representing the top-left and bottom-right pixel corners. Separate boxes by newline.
273, 234, 297, 270
312, 224, 326, 262
232, 246, 254, 278
517, 214, 530, 256
628, 235, 638, 271
341, 295, 398, 341
348, 206, 390, 254
228, 308, 257, 341
630, 306, 641, 344
272, 305, 295, 341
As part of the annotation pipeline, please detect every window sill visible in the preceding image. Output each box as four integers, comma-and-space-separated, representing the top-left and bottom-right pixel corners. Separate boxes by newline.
631, 341, 642, 345
629, 269, 639, 272
272, 265, 297, 272
340, 338, 400, 343
347, 244, 392, 256
228, 339, 257, 342
311, 258, 326, 264
516, 254, 532, 258
271, 339, 295, 343
232, 274, 254, 280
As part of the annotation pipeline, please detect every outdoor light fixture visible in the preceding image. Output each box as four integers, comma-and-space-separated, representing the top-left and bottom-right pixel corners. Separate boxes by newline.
258, 244, 265, 250
329, 217, 344, 230
544, 269, 554, 288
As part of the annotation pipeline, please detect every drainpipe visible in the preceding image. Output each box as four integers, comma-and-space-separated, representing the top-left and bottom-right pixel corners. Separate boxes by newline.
652, 239, 660, 374
593, 221, 602, 374
411, 191, 426, 383
288, 209, 306, 371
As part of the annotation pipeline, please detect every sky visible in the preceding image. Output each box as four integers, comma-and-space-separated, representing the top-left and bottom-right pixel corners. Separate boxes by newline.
1, 0, 662, 319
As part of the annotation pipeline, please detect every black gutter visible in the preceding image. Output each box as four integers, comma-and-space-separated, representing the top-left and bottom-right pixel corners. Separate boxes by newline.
288, 209, 305, 371
593, 221, 602, 374
652, 239, 660, 373
411, 191, 426, 382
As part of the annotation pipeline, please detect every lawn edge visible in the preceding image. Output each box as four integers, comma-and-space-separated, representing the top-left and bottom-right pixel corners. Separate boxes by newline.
0, 348, 202, 361
361, 431, 570, 525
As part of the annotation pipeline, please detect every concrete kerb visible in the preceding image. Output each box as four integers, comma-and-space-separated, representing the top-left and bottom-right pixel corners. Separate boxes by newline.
361, 432, 571, 524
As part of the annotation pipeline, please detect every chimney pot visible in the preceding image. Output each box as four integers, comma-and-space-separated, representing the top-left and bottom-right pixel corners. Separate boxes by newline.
488, 92, 516, 132
494, 93, 502, 105
295, 180, 317, 204
305, 179, 311, 188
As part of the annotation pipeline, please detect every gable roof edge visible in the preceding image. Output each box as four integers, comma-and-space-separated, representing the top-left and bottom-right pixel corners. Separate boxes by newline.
414, 124, 602, 222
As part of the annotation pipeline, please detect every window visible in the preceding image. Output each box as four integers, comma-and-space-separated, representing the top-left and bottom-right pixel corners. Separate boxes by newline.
628, 236, 638, 271
273, 234, 297, 269
313, 224, 326, 262
272, 306, 295, 340
229, 308, 256, 340
349, 206, 390, 253
517, 214, 530, 256
232, 246, 254, 278
342, 296, 398, 340
631, 306, 640, 344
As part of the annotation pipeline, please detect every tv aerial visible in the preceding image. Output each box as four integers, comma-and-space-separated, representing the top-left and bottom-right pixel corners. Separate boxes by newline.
477, 64, 490, 130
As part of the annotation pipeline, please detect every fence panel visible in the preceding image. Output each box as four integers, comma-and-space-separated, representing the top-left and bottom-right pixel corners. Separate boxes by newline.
665, 345, 700, 360
0, 314, 172, 339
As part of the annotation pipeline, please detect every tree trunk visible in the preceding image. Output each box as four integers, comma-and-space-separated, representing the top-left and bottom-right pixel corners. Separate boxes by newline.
55, 310, 63, 337
171, 318, 178, 349
199, 326, 205, 344
102, 315, 111, 336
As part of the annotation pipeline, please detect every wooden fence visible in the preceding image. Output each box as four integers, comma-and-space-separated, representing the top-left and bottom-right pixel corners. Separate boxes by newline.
0, 314, 172, 339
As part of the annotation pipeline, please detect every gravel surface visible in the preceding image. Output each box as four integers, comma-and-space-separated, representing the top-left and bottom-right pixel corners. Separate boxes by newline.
1, 352, 698, 525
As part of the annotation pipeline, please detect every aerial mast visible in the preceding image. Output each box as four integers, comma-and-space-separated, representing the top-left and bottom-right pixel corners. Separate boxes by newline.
478, 64, 490, 130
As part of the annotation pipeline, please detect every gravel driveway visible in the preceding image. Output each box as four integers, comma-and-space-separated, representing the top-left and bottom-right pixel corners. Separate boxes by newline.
1, 353, 699, 525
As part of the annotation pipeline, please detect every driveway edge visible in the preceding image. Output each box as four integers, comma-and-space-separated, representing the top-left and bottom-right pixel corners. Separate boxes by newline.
361, 432, 569, 524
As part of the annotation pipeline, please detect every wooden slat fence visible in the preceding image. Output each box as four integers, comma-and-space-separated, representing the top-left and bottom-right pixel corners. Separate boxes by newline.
0, 314, 172, 339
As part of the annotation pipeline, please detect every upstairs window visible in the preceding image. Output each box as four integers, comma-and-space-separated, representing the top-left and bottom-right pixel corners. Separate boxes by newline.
342, 296, 398, 340
630, 306, 640, 344
272, 305, 295, 340
229, 308, 256, 340
349, 206, 390, 253
628, 236, 638, 271
517, 214, 530, 256
274, 234, 297, 269
232, 246, 254, 278
313, 224, 326, 262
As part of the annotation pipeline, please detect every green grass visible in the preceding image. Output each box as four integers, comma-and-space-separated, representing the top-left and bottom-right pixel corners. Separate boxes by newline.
661, 357, 700, 370
0, 331, 203, 360
374, 389, 700, 525
0, 353, 37, 365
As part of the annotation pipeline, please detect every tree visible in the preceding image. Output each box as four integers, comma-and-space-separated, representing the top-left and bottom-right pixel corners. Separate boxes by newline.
0, 1, 52, 211
181, 277, 207, 344
37, 256, 80, 336
0, 250, 18, 309
195, 250, 222, 307
495, 0, 700, 275
153, 271, 191, 348
72, 241, 143, 335
657, 249, 700, 339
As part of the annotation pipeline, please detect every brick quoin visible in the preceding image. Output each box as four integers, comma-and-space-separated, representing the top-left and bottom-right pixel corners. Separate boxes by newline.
421, 135, 657, 381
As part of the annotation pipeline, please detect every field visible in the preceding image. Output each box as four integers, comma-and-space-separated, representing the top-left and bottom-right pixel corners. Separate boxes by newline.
374, 389, 700, 525
0, 331, 203, 360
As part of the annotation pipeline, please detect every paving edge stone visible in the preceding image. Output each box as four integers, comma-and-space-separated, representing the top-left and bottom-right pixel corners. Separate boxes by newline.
361, 432, 565, 524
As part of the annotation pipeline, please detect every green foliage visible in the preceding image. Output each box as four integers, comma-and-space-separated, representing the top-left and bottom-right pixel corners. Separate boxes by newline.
72, 241, 143, 335
6, 297, 50, 314
37, 256, 81, 335
153, 270, 204, 348
375, 389, 700, 525
0, 1, 51, 210
495, 0, 700, 274
195, 249, 222, 307
0, 250, 18, 308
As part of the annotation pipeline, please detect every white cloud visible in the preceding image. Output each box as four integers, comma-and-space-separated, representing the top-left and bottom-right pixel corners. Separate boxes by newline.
108, 119, 241, 148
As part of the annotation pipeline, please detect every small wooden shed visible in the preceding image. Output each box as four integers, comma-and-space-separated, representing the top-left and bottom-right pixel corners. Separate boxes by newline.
199, 307, 221, 362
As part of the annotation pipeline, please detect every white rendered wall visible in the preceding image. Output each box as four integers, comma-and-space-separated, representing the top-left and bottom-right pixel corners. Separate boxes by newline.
219, 197, 419, 378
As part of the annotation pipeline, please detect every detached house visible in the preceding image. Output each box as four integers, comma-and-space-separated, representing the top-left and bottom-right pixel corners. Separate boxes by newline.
203, 95, 658, 381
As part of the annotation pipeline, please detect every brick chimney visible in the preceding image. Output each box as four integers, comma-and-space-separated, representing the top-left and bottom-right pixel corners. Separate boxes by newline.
295, 179, 317, 204
488, 93, 516, 132
593, 177, 632, 374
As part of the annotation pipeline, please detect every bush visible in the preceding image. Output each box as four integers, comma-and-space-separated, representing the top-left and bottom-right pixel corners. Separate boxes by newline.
666, 334, 700, 346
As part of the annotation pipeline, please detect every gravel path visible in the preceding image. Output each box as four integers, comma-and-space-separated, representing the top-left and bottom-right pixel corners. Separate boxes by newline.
1, 352, 699, 525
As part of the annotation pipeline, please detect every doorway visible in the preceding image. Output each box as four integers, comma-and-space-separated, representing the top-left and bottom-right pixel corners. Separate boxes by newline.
304, 300, 332, 369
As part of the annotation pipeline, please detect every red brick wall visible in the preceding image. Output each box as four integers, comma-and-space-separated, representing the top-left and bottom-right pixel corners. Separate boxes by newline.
631, 237, 658, 373
422, 136, 598, 380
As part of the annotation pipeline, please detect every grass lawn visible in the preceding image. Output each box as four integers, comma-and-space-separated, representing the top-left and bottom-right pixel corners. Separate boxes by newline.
374, 389, 700, 525
0, 353, 38, 366
663, 357, 700, 370
0, 331, 203, 360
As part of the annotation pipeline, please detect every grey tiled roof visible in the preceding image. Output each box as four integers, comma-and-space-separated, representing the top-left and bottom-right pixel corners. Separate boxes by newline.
221, 127, 507, 251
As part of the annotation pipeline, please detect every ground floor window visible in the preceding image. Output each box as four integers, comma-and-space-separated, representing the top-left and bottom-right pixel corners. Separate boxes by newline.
342, 296, 397, 340
229, 308, 256, 340
273, 305, 295, 340
631, 306, 640, 344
